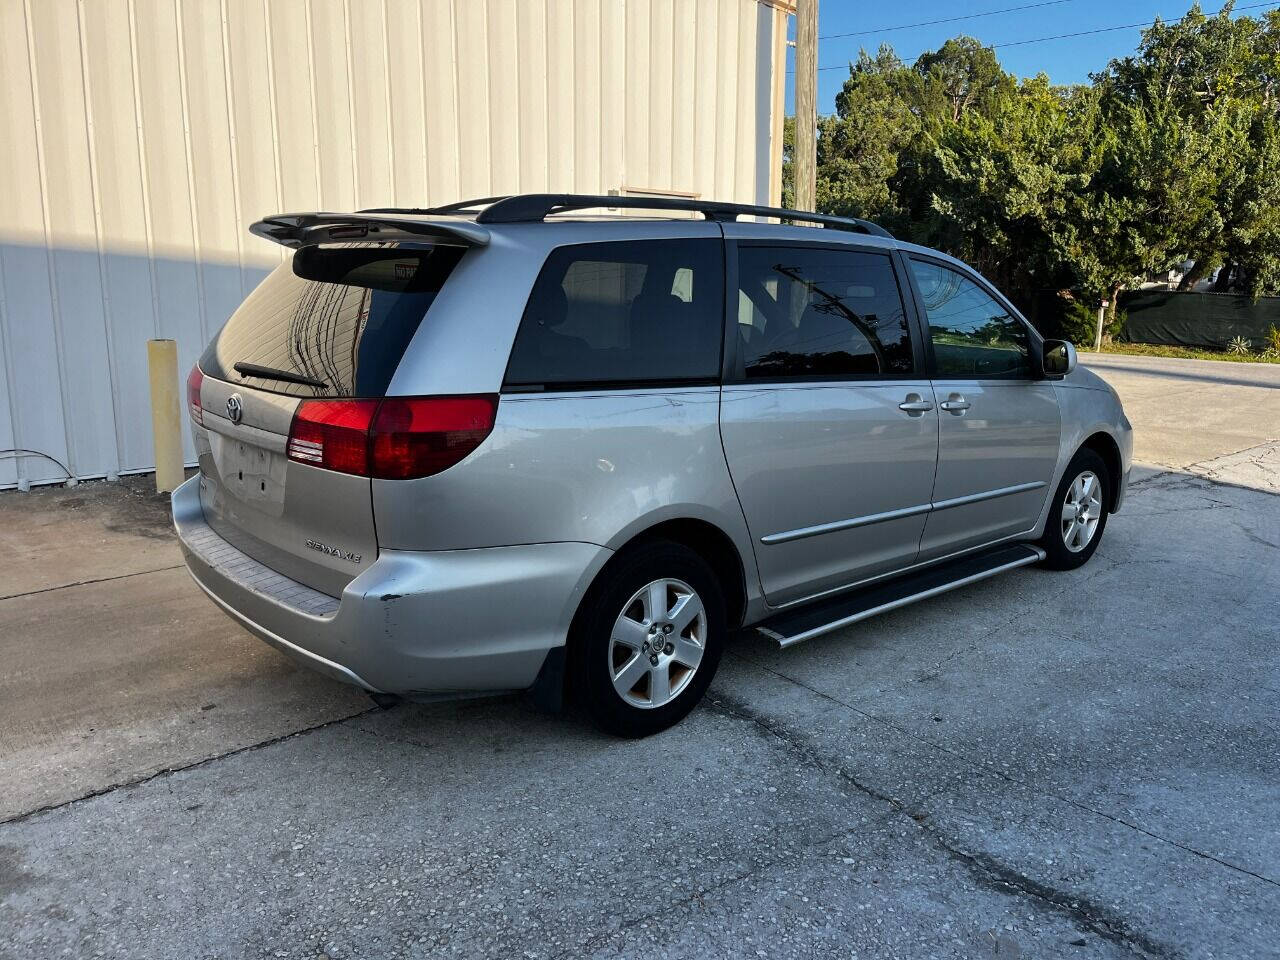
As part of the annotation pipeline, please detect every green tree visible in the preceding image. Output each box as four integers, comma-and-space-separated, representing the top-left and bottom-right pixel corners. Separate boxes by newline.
1095, 2, 1280, 296
813, 46, 920, 221
919, 75, 1084, 298
912, 36, 1017, 127
791, 3, 1280, 323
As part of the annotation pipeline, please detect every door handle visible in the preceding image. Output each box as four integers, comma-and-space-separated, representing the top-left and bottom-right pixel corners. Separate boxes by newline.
898, 393, 934, 416
940, 394, 971, 414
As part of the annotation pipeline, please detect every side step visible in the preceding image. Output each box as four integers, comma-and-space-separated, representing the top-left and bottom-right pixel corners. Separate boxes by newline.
756, 543, 1046, 648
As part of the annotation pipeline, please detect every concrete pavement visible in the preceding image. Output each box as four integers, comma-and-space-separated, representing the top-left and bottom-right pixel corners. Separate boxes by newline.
1082, 352, 1280, 483
1, 352, 1277, 959
0, 475, 370, 821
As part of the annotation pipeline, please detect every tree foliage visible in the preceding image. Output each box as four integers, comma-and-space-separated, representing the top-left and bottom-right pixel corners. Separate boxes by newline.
795, 3, 1280, 327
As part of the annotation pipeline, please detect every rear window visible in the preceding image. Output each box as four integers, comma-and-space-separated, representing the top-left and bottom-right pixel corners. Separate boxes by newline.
200, 243, 465, 397
503, 239, 724, 389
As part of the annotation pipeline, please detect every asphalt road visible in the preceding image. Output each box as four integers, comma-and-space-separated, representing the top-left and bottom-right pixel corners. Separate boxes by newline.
1, 352, 1277, 959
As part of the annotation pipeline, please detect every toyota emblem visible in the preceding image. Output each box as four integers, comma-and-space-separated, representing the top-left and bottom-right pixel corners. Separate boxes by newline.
226, 394, 243, 425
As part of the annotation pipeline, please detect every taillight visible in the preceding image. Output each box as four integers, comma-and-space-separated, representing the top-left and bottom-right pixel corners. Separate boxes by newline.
285, 395, 496, 480
187, 364, 204, 426
286, 399, 380, 475
370, 395, 498, 479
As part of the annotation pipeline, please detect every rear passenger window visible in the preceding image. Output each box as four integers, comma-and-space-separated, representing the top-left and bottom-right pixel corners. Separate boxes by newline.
735, 246, 915, 379
504, 239, 724, 389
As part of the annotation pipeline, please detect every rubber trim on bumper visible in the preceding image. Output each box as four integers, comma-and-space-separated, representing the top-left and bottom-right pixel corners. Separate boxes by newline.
186, 565, 382, 693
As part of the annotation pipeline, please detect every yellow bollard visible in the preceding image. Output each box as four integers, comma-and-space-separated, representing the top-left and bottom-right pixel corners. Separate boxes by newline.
148, 339, 184, 494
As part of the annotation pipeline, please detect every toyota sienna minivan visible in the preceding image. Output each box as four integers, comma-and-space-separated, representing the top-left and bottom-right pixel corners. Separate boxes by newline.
174, 194, 1132, 736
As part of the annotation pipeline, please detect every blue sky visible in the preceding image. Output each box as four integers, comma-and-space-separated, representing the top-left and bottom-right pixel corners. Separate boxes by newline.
786, 0, 1278, 113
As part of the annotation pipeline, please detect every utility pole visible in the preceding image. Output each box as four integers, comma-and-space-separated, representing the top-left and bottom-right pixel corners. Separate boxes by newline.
793, 0, 818, 212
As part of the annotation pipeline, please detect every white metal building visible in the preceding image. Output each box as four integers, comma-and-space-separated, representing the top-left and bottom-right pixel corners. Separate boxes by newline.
0, 0, 791, 489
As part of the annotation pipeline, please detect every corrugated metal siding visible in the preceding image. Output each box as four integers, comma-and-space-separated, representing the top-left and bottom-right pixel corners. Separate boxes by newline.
0, 0, 783, 489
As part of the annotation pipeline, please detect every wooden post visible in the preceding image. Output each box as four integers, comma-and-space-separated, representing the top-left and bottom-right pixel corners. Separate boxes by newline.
793, 0, 818, 212
148, 339, 184, 494
1094, 300, 1108, 353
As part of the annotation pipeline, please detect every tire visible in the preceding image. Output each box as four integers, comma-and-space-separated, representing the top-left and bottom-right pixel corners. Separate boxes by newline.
569, 540, 726, 737
1039, 447, 1111, 571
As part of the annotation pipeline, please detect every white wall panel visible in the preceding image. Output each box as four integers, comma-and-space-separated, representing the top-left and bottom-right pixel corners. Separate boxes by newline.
387, 0, 430, 205
569, 0, 600, 191
4, 0, 76, 487
0, 0, 784, 489
36, 0, 122, 481
546, 0, 574, 190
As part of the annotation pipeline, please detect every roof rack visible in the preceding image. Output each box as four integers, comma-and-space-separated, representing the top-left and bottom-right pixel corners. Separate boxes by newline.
359, 197, 511, 217
469, 193, 894, 239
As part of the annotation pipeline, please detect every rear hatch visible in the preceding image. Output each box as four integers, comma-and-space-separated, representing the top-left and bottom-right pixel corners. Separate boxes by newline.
191, 242, 465, 597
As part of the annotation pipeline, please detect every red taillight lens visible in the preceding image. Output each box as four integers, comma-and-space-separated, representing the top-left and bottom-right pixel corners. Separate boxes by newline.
371, 395, 498, 479
187, 364, 204, 426
286, 399, 379, 475
285, 395, 496, 479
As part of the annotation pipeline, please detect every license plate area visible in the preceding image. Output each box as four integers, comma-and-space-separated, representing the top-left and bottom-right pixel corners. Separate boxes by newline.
210, 431, 287, 516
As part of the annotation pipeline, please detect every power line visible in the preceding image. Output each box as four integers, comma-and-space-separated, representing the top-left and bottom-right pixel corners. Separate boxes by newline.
809, 2, 1278, 72
819, 0, 1079, 41
997, 1, 1276, 48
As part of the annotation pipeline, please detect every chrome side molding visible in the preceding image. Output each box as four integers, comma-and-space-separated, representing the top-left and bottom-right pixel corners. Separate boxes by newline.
930, 480, 1047, 512
759, 502, 933, 545
760, 480, 1048, 545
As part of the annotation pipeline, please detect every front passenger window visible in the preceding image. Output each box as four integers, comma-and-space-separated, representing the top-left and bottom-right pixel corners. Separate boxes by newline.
909, 258, 1031, 378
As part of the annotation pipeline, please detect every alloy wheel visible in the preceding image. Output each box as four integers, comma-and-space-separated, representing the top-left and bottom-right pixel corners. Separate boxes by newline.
1061, 470, 1103, 553
608, 578, 706, 709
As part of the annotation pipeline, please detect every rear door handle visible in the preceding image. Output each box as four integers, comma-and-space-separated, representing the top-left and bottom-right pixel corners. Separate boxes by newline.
940, 394, 971, 414
898, 393, 934, 416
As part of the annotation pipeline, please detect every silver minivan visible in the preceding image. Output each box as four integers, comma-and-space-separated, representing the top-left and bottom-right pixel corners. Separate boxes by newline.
174, 194, 1132, 736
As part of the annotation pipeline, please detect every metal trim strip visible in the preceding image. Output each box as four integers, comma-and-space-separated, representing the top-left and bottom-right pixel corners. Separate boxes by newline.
760, 502, 933, 544
930, 480, 1047, 512
760, 480, 1047, 545
772, 546, 1047, 648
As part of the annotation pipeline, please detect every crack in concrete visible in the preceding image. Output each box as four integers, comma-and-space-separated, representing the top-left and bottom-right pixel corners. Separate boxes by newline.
928, 839, 1176, 960
0, 706, 377, 827
1120, 501, 1237, 519
0, 564, 185, 602
1230, 519, 1280, 551
727, 651, 1280, 891
557, 815, 890, 960
705, 691, 1166, 959
896, 558, 1121, 691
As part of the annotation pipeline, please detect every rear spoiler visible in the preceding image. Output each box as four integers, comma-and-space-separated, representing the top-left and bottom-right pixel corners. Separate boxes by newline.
249, 212, 490, 248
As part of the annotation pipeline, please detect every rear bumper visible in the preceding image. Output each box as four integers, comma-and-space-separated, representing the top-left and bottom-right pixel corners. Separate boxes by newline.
172, 475, 611, 695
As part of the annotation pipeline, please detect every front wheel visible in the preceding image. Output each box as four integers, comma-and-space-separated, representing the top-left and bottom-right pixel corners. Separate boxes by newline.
570, 541, 726, 737
1039, 448, 1110, 570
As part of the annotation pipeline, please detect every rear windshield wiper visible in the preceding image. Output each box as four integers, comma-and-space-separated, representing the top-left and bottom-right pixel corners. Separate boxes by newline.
233, 361, 328, 390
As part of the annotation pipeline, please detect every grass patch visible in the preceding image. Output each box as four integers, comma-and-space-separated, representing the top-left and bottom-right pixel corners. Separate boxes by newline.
1097, 342, 1280, 364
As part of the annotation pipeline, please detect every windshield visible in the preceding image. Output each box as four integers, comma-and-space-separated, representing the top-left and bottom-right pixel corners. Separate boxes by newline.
199, 243, 465, 398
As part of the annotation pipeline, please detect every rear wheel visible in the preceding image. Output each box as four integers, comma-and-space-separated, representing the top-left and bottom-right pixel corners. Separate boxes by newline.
570, 541, 726, 737
1039, 448, 1110, 570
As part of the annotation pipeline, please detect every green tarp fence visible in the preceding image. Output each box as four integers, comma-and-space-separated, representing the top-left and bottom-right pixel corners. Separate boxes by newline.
1119, 290, 1280, 349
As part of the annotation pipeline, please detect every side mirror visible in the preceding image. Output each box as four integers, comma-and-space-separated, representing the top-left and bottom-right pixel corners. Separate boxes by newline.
1041, 339, 1077, 379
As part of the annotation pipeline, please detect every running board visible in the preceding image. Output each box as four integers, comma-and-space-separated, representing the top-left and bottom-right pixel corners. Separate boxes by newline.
756, 543, 1046, 648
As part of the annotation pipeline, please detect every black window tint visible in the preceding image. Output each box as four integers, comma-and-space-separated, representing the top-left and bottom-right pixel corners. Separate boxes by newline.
735, 246, 914, 379
199, 243, 464, 397
504, 239, 724, 388
908, 258, 1031, 378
